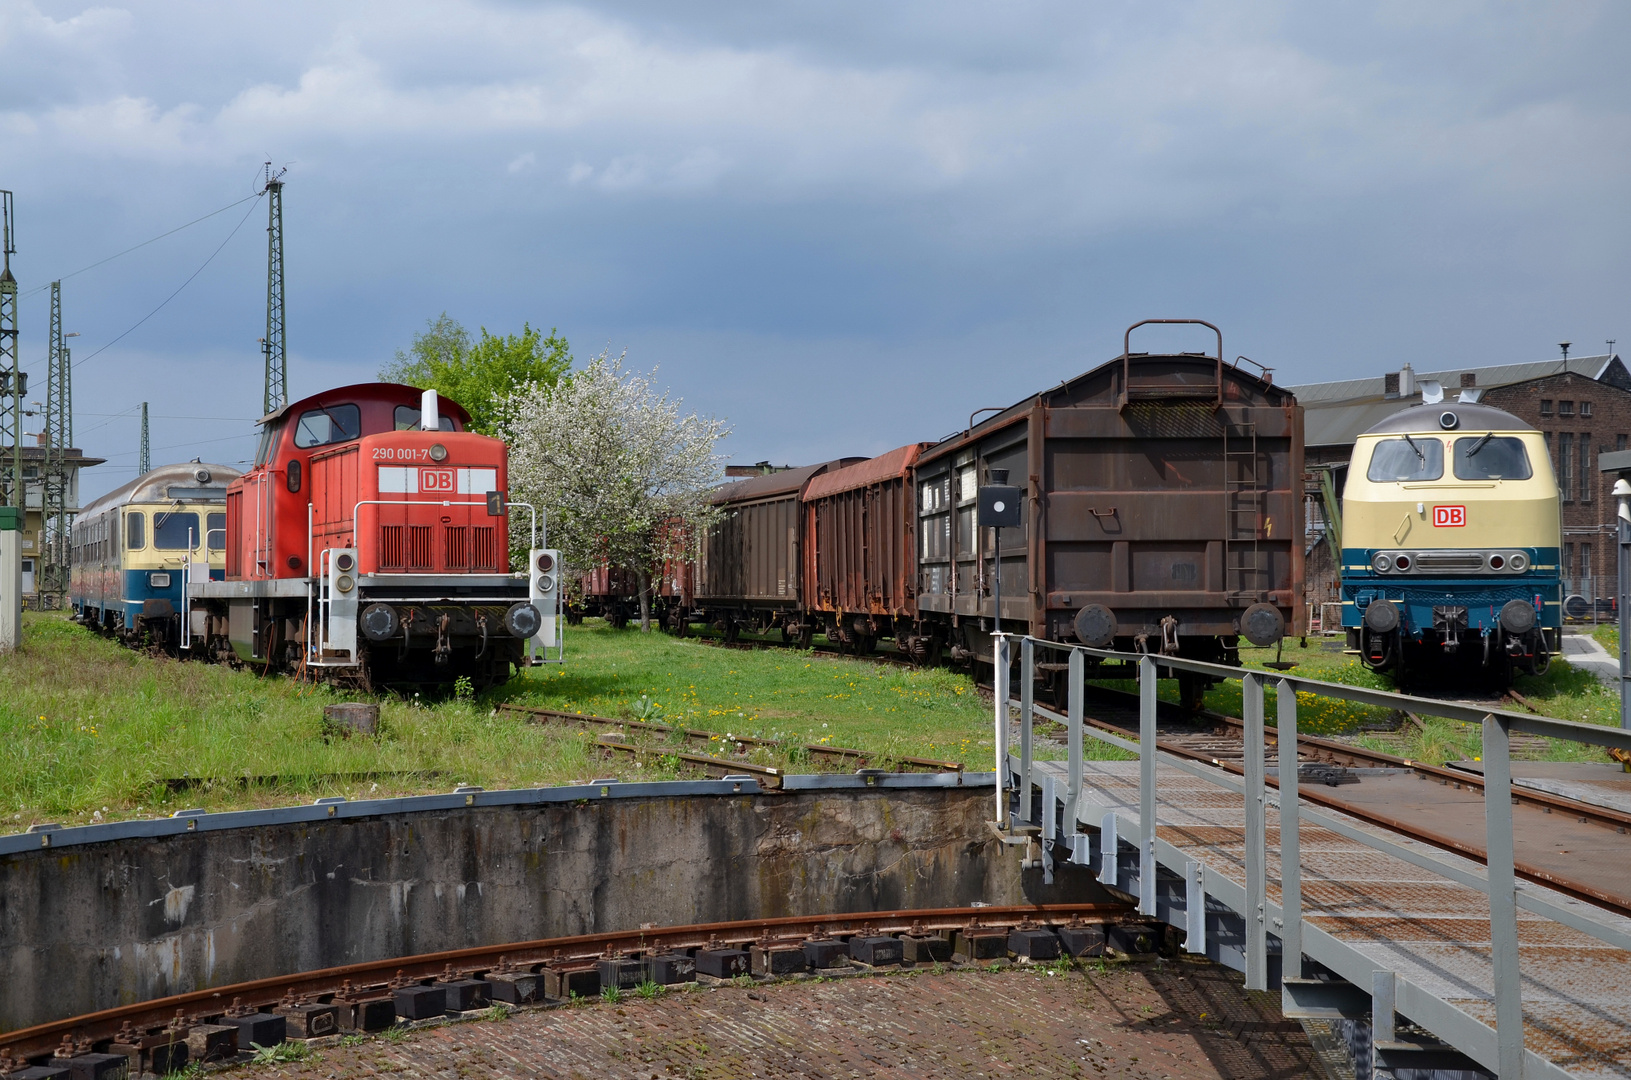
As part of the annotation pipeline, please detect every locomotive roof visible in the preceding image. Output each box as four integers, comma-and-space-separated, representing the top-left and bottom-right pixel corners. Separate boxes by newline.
258, 382, 473, 427
710, 458, 866, 504
1360, 401, 1537, 436
803, 444, 930, 501
79, 462, 244, 518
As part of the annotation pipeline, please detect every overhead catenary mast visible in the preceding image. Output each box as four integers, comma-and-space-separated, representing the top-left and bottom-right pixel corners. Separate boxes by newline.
139, 401, 150, 476
38, 281, 74, 608
0, 191, 19, 509
261, 164, 287, 416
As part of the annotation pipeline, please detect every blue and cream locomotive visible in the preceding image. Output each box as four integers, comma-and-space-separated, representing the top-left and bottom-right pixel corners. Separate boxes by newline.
71, 463, 241, 647
1342, 401, 1560, 686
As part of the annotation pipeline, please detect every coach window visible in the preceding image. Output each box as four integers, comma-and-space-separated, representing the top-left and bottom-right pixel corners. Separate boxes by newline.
1453, 435, 1532, 481
393, 405, 456, 432
154, 511, 201, 550
293, 403, 362, 448
125, 511, 145, 550
1365, 437, 1443, 482
207, 513, 226, 552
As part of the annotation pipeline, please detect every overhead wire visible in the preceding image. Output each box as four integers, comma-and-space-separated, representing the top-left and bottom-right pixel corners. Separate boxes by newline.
19, 193, 262, 300
72, 196, 264, 370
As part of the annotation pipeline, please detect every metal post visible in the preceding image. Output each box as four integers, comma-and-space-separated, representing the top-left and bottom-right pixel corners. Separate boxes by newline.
1617, 479, 1631, 729
1042, 774, 1056, 842
1276, 678, 1302, 983
1372, 969, 1397, 1062
1243, 672, 1268, 991
1066, 647, 1083, 836
1098, 812, 1119, 886
1184, 860, 1206, 954
1020, 637, 1035, 823
1483, 712, 1525, 1079
993, 634, 1010, 826
1139, 654, 1157, 916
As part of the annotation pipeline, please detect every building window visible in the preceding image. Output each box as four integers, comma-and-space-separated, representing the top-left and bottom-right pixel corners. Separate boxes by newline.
1559, 401, 1575, 417
1581, 434, 1592, 502
1619, 435, 1628, 452
1565, 542, 1575, 584
1540, 400, 1554, 416
1582, 543, 1594, 592
1581, 401, 1593, 418
1559, 432, 1574, 501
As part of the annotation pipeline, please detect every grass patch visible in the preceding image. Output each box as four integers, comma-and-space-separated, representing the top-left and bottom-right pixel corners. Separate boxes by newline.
1592, 622, 1619, 654
0, 613, 989, 825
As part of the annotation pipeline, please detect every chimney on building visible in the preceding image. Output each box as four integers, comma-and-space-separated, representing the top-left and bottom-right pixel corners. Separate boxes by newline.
1398, 364, 1416, 399
1384, 372, 1400, 398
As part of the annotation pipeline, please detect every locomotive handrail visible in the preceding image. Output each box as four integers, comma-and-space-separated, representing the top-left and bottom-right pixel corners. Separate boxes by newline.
994, 630, 1631, 1079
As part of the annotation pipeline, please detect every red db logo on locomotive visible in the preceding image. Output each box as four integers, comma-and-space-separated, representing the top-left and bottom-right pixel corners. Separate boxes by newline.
1433, 505, 1466, 527
419, 468, 456, 493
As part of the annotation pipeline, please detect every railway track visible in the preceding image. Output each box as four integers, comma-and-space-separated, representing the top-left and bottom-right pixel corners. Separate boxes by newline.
0, 904, 1138, 1065
1030, 686, 1631, 917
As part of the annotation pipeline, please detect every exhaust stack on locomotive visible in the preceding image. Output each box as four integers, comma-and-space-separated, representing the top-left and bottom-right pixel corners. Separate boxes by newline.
187, 382, 561, 688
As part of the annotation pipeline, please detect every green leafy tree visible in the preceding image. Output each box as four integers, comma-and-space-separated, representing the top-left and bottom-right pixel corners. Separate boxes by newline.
381, 313, 572, 434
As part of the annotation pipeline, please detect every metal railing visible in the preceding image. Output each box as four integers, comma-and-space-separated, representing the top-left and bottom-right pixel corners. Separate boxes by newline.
992, 634, 1631, 1080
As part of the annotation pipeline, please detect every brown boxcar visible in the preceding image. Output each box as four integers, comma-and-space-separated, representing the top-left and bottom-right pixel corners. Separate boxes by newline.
913, 320, 1303, 701
692, 459, 861, 641
802, 444, 934, 657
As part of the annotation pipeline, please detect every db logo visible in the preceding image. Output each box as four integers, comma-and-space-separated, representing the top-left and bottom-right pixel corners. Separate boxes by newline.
1433, 505, 1466, 527
419, 468, 456, 493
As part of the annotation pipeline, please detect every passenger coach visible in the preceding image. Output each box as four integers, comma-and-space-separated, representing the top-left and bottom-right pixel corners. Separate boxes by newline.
72, 463, 241, 646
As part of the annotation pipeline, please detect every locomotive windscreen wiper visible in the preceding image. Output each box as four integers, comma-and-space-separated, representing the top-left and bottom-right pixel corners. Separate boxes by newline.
1465, 432, 1494, 457
1403, 433, 1426, 462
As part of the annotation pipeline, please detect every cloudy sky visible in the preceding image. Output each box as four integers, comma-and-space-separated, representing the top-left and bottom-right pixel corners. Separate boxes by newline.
2, 1, 1627, 499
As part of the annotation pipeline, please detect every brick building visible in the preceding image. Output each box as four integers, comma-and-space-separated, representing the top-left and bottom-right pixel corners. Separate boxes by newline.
1291, 352, 1629, 623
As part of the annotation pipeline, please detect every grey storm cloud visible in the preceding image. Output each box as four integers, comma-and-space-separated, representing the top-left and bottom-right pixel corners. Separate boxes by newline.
0, 0, 1626, 493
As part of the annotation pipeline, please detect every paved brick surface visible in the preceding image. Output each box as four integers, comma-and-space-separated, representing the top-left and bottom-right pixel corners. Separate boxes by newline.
260, 960, 1323, 1079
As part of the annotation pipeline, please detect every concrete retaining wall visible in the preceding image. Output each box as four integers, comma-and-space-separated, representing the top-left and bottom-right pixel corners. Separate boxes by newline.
1, 783, 1020, 1031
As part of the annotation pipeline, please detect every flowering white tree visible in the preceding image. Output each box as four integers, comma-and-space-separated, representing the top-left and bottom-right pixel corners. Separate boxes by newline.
502, 351, 729, 631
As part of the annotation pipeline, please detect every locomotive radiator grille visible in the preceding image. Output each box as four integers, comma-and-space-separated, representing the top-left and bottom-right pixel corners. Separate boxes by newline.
472, 526, 497, 570
446, 526, 469, 569
381, 525, 405, 569
408, 526, 433, 570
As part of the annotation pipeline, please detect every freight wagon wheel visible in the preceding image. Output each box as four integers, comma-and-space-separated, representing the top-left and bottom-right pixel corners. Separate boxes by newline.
608, 611, 629, 630
797, 625, 814, 649
722, 620, 740, 644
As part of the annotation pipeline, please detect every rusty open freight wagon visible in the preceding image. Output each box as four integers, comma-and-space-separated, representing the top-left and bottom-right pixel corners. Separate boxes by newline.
912, 320, 1304, 701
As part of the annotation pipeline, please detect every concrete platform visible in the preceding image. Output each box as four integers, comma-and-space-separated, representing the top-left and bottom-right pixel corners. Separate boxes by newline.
1032, 757, 1631, 1080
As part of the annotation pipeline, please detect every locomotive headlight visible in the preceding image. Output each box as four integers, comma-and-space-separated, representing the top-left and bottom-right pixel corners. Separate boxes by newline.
1394, 554, 1412, 570
429, 443, 448, 462
1488, 554, 1506, 570
536, 573, 555, 594
1509, 552, 1528, 571
335, 551, 355, 573
336, 574, 355, 593
536, 552, 555, 574
1372, 554, 1393, 572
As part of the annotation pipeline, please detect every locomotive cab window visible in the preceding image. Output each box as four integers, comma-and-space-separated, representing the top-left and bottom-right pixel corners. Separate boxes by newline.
1453, 435, 1532, 481
154, 511, 201, 550
393, 405, 456, 432
207, 513, 226, 551
125, 511, 145, 550
293, 404, 362, 448
1365, 437, 1444, 482
254, 420, 283, 465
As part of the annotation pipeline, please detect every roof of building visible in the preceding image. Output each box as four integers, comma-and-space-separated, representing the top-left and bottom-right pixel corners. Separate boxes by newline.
1292, 353, 1625, 447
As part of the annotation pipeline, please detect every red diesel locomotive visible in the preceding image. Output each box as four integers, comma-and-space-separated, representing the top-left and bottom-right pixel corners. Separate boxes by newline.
188, 382, 558, 688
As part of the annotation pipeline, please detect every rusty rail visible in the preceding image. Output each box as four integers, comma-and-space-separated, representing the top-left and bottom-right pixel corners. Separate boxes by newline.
498, 703, 962, 774
0, 903, 1133, 1059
